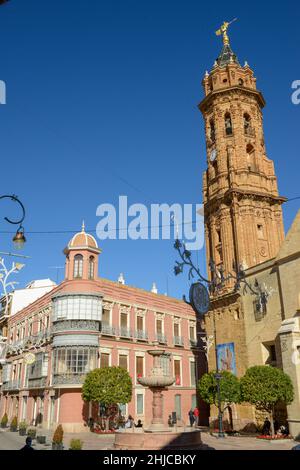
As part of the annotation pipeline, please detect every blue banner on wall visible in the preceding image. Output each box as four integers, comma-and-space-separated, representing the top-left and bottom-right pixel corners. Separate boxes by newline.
217, 342, 237, 375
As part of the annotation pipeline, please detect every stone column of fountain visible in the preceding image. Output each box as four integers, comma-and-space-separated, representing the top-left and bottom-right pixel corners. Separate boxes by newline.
137, 350, 175, 432
114, 349, 203, 449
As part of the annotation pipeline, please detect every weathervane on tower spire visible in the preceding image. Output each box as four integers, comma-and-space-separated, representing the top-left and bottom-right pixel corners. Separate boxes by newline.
216, 18, 238, 46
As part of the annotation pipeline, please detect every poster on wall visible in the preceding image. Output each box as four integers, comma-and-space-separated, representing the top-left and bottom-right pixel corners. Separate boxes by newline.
217, 342, 237, 375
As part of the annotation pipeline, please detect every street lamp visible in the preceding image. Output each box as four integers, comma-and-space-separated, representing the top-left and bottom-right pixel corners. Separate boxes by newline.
0, 195, 26, 249
173, 239, 270, 438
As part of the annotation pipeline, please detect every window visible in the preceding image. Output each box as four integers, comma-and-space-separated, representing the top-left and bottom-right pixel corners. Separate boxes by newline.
238, 78, 244, 86
119, 354, 128, 370
175, 395, 182, 420
257, 224, 264, 239
160, 354, 171, 376
136, 393, 144, 415
269, 345, 277, 363
136, 356, 144, 380
244, 113, 251, 134
100, 353, 110, 368
102, 309, 110, 326
53, 295, 102, 321
156, 319, 162, 335
53, 347, 97, 375
74, 254, 83, 278
190, 361, 196, 387
253, 297, 267, 321
174, 323, 180, 338
225, 113, 233, 135
212, 160, 218, 178
136, 316, 144, 332
174, 359, 181, 385
189, 325, 196, 341
210, 119, 216, 142
120, 313, 128, 329
191, 394, 197, 409
246, 144, 256, 172
88, 256, 95, 280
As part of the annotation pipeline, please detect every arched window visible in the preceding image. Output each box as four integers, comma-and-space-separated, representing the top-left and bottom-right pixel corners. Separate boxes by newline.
88, 256, 95, 280
244, 113, 252, 135
73, 254, 83, 279
225, 113, 233, 136
210, 119, 216, 142
246, 144, 256, 172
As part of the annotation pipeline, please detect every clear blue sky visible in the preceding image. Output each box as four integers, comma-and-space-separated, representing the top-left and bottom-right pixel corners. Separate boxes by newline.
0, 0, 299, 299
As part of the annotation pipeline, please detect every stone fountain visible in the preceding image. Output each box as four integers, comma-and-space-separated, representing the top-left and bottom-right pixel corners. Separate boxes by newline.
137, 349, 175, 432
114, 349, 203, 450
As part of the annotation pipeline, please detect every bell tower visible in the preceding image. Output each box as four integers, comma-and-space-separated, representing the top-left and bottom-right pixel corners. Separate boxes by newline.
199, 23, 286, 280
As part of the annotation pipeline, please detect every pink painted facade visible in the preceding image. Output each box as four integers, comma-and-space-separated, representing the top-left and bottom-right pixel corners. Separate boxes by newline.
0, 227, 207, 432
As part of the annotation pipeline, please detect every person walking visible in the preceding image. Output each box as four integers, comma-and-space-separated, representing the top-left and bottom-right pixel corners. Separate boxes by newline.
262, 417, 271, 436
20, 437, 35, 451
193, 407, 199, 427
188, 409, 195, 427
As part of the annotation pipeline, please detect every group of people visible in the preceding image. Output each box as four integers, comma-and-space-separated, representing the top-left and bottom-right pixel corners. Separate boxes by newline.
124, 415, 143, 429
188, 407, 200, 427
262, 417, 289, 436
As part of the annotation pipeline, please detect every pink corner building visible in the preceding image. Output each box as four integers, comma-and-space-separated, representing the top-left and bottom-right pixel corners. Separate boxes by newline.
0, 225, 207, 433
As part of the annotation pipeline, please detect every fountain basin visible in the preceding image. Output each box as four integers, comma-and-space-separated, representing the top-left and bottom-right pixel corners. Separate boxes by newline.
114, 428, 203, 450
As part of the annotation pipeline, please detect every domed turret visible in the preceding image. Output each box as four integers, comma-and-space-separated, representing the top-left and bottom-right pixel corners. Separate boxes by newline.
63, 222, 101, 281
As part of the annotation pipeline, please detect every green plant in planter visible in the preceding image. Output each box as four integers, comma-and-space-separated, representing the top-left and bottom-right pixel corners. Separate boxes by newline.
27, 427, 37, 439
52, 424, 64, 450
19, 421, 27, 436
69, 439, 83, 450
10, 416, 18, 432
1, 413, 8, 428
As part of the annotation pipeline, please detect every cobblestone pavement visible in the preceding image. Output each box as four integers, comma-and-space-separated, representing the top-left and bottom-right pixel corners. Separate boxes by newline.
0, 428, 298, 451
201, 433, 297, 450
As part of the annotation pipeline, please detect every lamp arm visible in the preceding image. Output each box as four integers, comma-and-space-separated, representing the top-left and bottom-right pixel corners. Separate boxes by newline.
0, 195, 26, 226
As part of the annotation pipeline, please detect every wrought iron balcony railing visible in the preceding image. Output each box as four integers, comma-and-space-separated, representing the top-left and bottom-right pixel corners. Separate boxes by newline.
52, 373, 86, 386
100, 323, 116, 336
135, 330, 148, 341
2, 379, 21, 391
155, 333, 167, 344
189, 339, 198, 348
118, 327, 133, 339
27, 377, 47, 389
174, 336, 184, 347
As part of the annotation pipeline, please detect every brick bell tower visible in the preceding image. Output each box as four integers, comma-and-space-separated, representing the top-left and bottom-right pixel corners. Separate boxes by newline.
199, 23, 286, 282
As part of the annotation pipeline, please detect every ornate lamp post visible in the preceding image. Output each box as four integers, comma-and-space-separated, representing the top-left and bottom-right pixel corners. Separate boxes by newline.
0, 195, 26, 250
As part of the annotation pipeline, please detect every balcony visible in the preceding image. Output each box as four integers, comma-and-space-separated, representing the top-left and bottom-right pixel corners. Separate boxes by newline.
135, 330, 148, 342
101, 323, 116, 337
27, 377, 47, 389
52, 373, 86, 386
2, 380, 21, 391
28, 329, 52, 345
190, 339, 198, 348
174, 336, 184, 347
155, 333, 167, 345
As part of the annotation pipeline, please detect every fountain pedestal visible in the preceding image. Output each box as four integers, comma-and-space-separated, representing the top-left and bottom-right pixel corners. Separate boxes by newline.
114, 349, 203, 450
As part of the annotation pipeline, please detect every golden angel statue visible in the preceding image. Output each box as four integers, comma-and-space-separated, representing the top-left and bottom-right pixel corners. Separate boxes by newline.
216, 18, 237, 45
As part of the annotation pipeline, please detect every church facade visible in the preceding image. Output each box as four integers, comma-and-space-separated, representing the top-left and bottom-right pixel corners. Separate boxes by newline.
200, 26, 300, 435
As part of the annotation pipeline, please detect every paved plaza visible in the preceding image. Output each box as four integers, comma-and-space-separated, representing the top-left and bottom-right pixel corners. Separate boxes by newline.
0, 428, 299, 451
